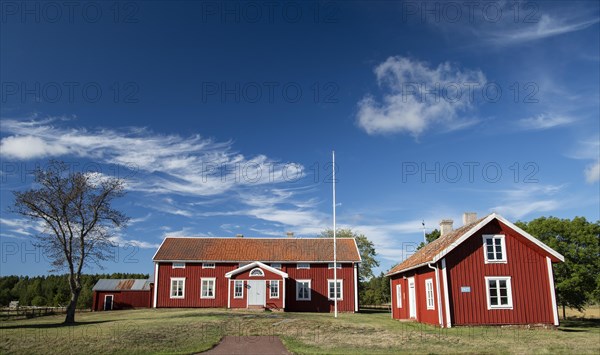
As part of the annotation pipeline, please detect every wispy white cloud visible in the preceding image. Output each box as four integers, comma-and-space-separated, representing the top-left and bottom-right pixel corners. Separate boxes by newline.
517, 113, 575, 130
489, 184, 564, 219
109, 233, 160, 249
487, 14, 599, 46
0, 117, 324, 243
566, 136, 600, 184
0, 118, 303, 197
356, 56, 485, 136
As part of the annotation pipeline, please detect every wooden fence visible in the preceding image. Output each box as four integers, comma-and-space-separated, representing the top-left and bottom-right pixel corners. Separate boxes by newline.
0, 307, 90, 320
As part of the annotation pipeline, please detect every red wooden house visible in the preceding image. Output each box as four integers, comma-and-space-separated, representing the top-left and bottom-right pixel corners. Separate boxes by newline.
387, 213, 563, 327
92, 279, 153, 311
152, 237, 361, 312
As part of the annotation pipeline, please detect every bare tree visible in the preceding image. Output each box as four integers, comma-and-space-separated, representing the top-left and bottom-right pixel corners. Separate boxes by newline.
11, 161, 128, 324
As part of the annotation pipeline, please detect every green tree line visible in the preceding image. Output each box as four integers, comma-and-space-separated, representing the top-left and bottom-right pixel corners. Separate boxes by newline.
0, 273, 149, 309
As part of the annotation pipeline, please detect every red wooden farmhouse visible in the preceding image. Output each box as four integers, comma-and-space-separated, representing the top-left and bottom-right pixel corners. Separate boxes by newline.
387, 213, 564, 327
152, 236, 361, 312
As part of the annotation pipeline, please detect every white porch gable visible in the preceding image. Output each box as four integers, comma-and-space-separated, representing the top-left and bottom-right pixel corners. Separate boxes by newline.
224, 261, 289, 279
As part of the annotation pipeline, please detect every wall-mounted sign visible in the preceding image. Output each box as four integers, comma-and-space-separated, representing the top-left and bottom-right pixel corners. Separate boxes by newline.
461, 286, 471, 293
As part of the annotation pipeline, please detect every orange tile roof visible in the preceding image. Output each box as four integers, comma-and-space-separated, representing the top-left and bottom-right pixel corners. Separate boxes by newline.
153, 237, 361, 262
386, 215, 490, 276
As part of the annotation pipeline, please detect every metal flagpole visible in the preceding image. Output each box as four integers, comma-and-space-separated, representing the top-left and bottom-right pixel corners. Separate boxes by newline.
333, 150, 338, 318
422, 220, 426, 244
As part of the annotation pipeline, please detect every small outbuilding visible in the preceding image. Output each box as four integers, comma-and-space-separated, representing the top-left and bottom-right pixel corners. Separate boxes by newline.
92, 279, 153, 311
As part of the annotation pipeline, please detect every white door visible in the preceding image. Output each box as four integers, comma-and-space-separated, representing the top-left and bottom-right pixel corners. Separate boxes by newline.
408, 277, 416, 319
247, 280, 266, 306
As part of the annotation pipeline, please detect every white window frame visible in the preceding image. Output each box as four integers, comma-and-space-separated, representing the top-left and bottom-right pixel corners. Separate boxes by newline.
270, 263, 282, 269
170, 277, 185, 299
233, 280, 244, 299
425, 278, 435, 310
297, 263, 310, 269
327, 279, 343, 300
202, 263, 216, 269
201, 277, 216, 299
483, 235, 507, 263
296, 279, 311, 301
328, 263, 342, 269
485, 276, 513, 310
269, 280, 279, 299
396, 284, 402, 308
172, 262, 185, 269
249, 268, 265, 277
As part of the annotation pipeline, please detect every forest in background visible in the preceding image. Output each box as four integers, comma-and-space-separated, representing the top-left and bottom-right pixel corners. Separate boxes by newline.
0, 273, 149, 309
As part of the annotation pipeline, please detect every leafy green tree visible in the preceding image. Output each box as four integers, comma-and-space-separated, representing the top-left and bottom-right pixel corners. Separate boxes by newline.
11, 161, 128, 323
516, 216, 600, 319
417, 229, 441, 250
319, 228, 379, 282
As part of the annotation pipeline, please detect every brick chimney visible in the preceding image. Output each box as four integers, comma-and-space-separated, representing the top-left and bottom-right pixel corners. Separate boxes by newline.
439, 219, 454, 236
235, 234, 243, 238
286, 232, 294, 238
462, 212, 478, 226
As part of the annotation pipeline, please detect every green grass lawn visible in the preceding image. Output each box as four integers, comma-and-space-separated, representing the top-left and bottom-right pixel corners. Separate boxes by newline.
1, 308, 598, 354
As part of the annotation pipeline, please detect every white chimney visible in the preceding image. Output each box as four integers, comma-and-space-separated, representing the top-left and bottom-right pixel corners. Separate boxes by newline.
439, 219, 454, 236
462, 212, 478, 226
286, 232, 294, 238
235, 234, 243, 238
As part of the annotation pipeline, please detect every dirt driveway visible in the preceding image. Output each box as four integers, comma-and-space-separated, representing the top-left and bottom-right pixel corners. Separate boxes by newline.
201, 336, 291, 354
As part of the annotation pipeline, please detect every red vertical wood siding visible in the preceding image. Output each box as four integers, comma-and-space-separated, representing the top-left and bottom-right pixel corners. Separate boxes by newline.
283, 263, 355, 312
156, 262, 236, 307
156, 262, 356, 312
445, 219, 554, 325
92, 290, 152, 311
390, 267, 440, 326
390, 277, 408, 319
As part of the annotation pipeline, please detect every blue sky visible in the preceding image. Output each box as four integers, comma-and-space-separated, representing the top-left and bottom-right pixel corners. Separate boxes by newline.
1, 1, 599, 277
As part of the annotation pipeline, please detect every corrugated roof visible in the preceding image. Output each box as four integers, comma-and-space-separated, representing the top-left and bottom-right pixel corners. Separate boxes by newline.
92, 279, 152, 291
153, 237, 361, 262
386, 214, 491, 276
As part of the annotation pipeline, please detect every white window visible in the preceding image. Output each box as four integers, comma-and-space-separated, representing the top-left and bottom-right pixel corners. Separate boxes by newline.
297, 263, 310, 269
249, 268, 264, 277
328, 263, 342, 269
396, 284, 402, 308
234, 280, 244, 298
483, 235, 507, 263
486, 277, 513, 309
270, 263, 282, 269
170, 278, 185, 298
425, 279, 435, 310
327, 280, 343, 300
172, 262, 185, 269
269, 280, 279, 298
201, 278, 216, 299
296, 280, 311, 301
202, 263, 215, 269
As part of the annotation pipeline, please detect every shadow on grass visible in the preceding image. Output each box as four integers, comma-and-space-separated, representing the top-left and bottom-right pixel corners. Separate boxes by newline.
0, 320, 113, 329
558, 318, 600, 331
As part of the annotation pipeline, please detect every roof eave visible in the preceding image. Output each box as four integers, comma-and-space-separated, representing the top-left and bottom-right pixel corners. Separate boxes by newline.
385, 261, 432, 277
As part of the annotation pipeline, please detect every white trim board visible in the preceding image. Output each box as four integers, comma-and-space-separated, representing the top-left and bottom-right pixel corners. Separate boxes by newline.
225, 261, 289, 279
547, 257, 560, 326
